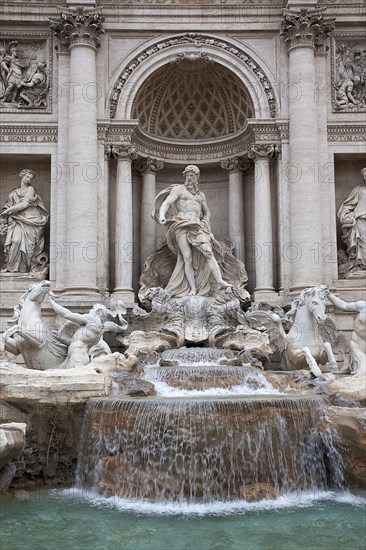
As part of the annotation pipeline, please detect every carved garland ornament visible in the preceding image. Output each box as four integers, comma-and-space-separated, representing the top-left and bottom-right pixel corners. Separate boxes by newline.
109, 33, 277, 119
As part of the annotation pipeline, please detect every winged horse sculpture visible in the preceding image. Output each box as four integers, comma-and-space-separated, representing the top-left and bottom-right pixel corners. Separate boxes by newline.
247, 286, 339, 378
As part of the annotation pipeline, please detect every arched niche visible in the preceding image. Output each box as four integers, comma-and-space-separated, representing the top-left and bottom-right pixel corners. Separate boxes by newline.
108, 33, 279, 123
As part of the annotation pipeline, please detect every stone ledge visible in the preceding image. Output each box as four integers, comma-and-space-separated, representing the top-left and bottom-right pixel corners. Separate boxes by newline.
0, 353, 135, 405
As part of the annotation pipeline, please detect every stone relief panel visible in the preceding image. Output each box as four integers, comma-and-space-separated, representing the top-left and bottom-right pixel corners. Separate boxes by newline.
0, 33, 52, 113
332, 34, 366, 113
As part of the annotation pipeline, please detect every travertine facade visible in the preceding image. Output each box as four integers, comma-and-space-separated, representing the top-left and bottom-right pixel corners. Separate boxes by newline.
1, 0, 365, 340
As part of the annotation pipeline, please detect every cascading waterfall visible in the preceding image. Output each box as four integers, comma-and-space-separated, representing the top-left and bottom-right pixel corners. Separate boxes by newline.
76, 396, 344, 503
143, 365, 279, 394
160, 347, 235, 366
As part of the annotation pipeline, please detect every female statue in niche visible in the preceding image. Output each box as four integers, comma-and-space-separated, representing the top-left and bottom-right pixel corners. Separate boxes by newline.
338, 167, 366, 277
0, 168, 49, 274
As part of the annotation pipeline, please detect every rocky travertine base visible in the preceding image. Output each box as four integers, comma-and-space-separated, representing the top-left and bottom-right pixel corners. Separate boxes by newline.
0, 354, 365, 496
0, 353, 142, 488
0, 423, 26, 491
327, 407, 366, 490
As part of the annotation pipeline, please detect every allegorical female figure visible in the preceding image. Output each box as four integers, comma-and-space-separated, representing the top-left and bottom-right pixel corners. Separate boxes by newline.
0, 168, 49, 273
338, 167, 366, 275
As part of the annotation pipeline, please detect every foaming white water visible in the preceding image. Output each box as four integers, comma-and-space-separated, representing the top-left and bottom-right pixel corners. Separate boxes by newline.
161, 347, 234, 366
149, 379, 281, 397
58, 488, 366, 517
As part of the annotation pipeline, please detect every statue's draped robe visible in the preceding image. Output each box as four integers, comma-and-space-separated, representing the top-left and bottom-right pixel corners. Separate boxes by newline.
139, 185, 249, 302
338, 185, 366, 267
3, 187, 49, 272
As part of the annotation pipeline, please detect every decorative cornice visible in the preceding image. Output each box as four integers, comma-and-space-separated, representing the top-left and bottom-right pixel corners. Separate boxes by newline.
327, 124, 366, 143
109, 33, 277, 119
280, 8, 335, 52
132, 126, 251, 163
0, 124, 57, 143
248, 143, 280, 160
247, 120, 282, 144
49, 7, 104, 50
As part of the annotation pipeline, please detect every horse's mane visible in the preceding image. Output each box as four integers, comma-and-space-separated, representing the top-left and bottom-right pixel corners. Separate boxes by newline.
286, 286, 328, 325
8, 284, 39, 324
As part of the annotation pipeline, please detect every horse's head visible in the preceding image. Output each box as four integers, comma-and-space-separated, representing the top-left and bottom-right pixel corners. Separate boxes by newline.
305, 287, 328, 323
27, 280, 51, 303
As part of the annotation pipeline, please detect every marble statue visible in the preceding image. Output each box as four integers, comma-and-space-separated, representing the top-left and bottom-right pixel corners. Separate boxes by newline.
337, 167, 366, 277
126, 286, 268, 358
0, 169, 49, 274
247, 286, 339, 378
154, 165, 230, 296
327, 292, 366, 375
49, 297, 128, 369
1, 280, 128, 370
1, 280, 68, 370
139, 165, 250, 303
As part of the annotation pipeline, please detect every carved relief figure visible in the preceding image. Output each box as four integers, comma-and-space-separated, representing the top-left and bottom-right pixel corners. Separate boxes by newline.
338, 167, 366, 277
335, 42, 366, 110
154, 165, 230, 297
0, 169, 49, 274
0, 39, 49, 109
17, 61, 48, 108
0, 41, 30, 103
327, 293, 366, 375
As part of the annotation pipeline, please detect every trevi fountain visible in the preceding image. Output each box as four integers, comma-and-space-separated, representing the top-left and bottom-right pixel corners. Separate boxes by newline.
0, 2, 365, 549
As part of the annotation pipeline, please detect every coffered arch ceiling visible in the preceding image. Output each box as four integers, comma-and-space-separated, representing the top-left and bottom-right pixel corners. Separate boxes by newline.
131, 58, 254, 141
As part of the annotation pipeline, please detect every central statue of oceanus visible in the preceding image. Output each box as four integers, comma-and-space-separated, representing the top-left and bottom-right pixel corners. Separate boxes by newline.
139, 165, 250, 304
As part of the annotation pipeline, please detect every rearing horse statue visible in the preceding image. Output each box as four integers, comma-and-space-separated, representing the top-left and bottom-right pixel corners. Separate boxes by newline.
1, 280, 68, 370
247, 286, 338, 377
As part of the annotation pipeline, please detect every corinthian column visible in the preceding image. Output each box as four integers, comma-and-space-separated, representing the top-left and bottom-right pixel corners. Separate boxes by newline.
220, 157, 246, 263
248, 144, 279, 299
109, 145, 138, 306
281, 8, 335, 291
50, 7, 104, 299
136, 158, 164, 266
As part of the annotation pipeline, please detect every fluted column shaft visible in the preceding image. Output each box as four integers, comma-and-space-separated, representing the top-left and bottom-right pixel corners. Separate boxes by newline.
139, 158, 164, 266
249, 144, 278, 295
54, 49, 69, 290
113, 146, 137, 306
281, 7, 335, 291
65, 44, 99, 294
50, 7, 104, 298
221, 158, 245, 262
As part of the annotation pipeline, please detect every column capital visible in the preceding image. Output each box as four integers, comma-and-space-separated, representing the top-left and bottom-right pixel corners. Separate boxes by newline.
106, 144, 138, 162
220, 157, 250, 173
248, 143, 280, 161
280, 8, 335, 53
135, 157, 164, 175
50, 6, 105, 50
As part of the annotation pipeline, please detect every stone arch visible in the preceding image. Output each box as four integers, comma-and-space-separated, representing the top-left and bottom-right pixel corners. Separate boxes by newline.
108, 33, 279, 121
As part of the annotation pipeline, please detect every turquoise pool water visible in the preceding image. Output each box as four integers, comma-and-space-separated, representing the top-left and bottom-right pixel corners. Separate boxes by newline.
0, 489, 365, 550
